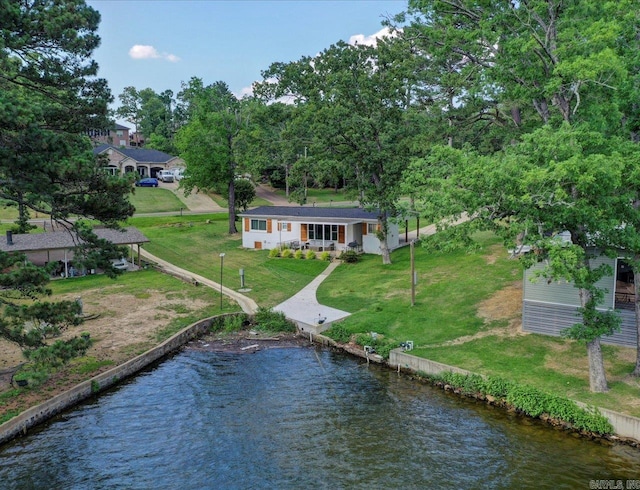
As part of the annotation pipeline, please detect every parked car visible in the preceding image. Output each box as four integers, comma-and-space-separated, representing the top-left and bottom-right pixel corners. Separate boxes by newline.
159, 170, 174, 183
110, 258, 129, 271
173, 167, 186, 181
135, 177, 158, 187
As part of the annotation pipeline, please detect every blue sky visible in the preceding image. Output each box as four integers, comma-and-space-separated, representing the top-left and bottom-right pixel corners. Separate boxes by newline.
87, 0, 406, 120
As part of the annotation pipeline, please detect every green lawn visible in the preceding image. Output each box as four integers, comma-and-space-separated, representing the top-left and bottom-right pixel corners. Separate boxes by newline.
129, 214, 328, 307
129, 187, 185, 214
210, 191, 271, 209
315, 233, 640, 417
271, 187, 357, 205
6, 198, 640, 420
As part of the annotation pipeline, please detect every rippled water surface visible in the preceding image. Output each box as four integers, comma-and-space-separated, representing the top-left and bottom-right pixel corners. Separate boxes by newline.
1, 347, 640, 489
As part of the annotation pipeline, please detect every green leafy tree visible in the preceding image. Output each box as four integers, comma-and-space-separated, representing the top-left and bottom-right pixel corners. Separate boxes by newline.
257, 38, 415, 264
233, 178, 256, 213
175, 79, 250, 234
400, 0, 638, 392
0, 0, 134, 365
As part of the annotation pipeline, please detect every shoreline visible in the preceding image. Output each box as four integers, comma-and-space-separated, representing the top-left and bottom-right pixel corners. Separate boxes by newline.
2, 324, 640, 450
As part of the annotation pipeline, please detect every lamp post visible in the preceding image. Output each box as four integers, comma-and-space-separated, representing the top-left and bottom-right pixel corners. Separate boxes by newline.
219, 253, 225, 310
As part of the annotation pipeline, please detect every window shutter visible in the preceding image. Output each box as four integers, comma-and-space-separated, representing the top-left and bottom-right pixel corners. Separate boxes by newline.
244, 218, 249, 232
267, 219, 272, 233
362, 223, 368, 236
301, 224, 308, 241
338, 225, 345, 244
287, 223, 291, 232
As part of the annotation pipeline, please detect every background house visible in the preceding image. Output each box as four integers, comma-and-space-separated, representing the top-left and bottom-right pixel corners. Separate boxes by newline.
0, 227, 149, 277
522, 253, 638, 347
93, 144, 184, 178
88, 123, 130, 147
240, 206, 400, 255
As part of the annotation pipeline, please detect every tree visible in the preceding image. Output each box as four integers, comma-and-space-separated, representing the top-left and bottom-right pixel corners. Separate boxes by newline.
175, 79, 250, 234
399, 0, 639, 392
257, 38, 415, 264
233, 178, 256, 213
0, 0, 134, 365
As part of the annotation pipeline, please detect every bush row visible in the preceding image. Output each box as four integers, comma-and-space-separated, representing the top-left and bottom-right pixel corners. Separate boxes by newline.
268, 248, 331, 261
430, 371, 613, 435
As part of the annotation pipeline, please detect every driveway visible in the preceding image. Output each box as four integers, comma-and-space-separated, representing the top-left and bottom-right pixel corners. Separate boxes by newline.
160, 181, 224, 213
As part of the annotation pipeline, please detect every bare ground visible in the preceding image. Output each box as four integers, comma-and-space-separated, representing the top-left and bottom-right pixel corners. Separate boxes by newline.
0, 288, 210, 416
0, 285, 313, 419
436, 280, 525, 347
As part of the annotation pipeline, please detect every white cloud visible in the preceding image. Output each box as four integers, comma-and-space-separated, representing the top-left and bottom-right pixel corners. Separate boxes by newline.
128, 45, 181, 62
348, 27, 396, 47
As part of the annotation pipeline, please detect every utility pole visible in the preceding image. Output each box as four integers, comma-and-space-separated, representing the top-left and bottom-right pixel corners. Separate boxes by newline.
411, 240, 416, 306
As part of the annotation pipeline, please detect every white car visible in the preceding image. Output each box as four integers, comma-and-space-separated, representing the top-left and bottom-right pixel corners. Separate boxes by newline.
159, 170, 174, 183
172, 168, 186, 181
111, 258, 129, 271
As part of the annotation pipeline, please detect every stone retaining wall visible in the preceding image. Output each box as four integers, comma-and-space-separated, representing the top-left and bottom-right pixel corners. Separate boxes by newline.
0, 314, 237, 446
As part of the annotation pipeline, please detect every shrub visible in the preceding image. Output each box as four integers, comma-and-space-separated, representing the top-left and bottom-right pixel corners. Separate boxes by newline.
252, 307, 296, 333
325, 324, 351, 343
281, 248, 293, 258
432, 372, 613, 435
268, 248, 280, 258
223, 314, 246, 332
320, 251, 331, 261
305, 249, 316, 260
339, 250, 359, 263
294, 249, 304, 259
354, 332, 396, 359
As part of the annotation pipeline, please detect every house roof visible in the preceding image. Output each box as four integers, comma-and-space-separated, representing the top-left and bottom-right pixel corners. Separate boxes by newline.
240, 206, 382, 221
0, 227, 149, 253
114, 123, 130, 130
93, 144, 178, 164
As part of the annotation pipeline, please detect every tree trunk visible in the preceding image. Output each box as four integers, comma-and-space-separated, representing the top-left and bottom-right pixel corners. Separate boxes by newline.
577, 276, 609, 392
228, 178, 237, 234
633, 262, 640, 376
378, 216, 391, 265
586, 337, 609, 392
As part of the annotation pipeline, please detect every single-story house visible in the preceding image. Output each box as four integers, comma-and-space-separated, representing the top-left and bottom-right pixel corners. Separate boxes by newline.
93, 144, 185, 179
0, 227, 149, 277
239, 206, 400, 255
522, 252, 638, 348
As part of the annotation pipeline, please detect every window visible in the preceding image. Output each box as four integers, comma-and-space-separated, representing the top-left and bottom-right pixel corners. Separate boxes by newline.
251, 219, 267, 231
307, 224, 337, 241
367, 223, 378, 234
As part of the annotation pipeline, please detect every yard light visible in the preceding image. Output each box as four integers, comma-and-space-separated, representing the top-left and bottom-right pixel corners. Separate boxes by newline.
219, 253, 225, 310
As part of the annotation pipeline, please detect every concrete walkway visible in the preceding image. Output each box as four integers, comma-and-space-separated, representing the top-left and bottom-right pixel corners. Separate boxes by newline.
273, 261, 351, 333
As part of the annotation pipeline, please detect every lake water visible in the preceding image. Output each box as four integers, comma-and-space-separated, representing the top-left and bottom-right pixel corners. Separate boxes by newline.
1, 346, 640, 489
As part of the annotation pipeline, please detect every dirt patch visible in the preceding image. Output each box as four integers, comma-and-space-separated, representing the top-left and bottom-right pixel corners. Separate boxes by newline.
0, 289, 209, 415
476, 280, 523, 326
437, 281, 524, 347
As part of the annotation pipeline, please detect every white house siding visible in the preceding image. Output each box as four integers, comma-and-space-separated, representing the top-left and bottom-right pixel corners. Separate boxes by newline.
241, 217, 398, 255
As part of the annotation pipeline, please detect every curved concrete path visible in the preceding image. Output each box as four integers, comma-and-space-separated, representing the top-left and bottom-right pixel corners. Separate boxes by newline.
137, 248, 258, 315
273, 261, 351, 332
138, 246, 348, 332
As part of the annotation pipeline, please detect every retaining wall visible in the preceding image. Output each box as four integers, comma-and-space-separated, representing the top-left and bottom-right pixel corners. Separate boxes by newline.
388, 349, 640, 443
0, 314, 236, 446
